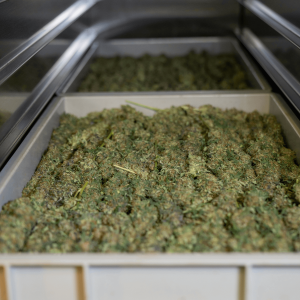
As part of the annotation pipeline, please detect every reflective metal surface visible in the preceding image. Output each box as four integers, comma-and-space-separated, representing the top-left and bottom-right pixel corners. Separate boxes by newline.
0, 28, 99, 169
91, 0, 238, 20
0, 0, 76, 57
0, 94, 28, 133
0, 17, 161, 170
239, 0, 300, 50
261, 37, 300, 84
260, 0, 300, 28
236, 28, 300, 114
0, 40, 72, 93
237, 2, 300, 115
0, 0, 100, 86
83, 0, 240, 40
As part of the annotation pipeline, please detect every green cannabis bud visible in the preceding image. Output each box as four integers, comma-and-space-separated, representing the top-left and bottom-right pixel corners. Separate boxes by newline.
78, 52, 251, 92
0, 104, 299, 253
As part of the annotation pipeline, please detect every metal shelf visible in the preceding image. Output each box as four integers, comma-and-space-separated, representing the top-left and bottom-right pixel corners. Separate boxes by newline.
239, 0, 300, 50
0, 28, 99, 169
0, 0, 100, 86
236, 28, 300, 114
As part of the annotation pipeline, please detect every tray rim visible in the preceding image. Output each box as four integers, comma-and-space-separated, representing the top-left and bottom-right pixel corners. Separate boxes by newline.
0, 252, 300, 265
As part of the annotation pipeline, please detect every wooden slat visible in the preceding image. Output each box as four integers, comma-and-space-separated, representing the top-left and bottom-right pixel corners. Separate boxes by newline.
0, 266, 8, 300
238, 267, 246, 300
76, 266, 86, 300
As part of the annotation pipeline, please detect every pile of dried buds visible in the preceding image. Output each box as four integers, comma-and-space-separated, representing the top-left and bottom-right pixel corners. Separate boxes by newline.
79, 52, 250, 92
1, 103, 300, 253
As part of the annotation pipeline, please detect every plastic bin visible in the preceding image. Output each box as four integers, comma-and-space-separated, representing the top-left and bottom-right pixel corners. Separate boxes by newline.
58, 37, 271, 95
0, 93, 299, 300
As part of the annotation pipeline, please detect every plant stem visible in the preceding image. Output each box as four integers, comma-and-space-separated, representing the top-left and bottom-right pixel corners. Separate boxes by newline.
126, 100, 161, 112
100, 131, 114, 147
113, 164, 136, 174
74, 181, 89, 198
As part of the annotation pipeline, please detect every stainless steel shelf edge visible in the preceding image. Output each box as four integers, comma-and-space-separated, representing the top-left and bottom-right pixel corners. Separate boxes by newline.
232, 38, 270, 91
0, 28, 99, 170
236, 28, 300, 114
239, 0, 300, 50
59, 37, 271, 95
0, 94, 30, 116
57, 41, 99, 95
0, 0, 101, 86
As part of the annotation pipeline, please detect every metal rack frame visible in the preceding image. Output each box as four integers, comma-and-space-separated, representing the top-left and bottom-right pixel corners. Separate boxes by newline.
236, 28, 300, 114
239, 0, 300, 50
0, 16, 163, 169
0, 28, 99, 169
0, 3, 300, 299
237, 0, 300, 114
0, 0, 101, 86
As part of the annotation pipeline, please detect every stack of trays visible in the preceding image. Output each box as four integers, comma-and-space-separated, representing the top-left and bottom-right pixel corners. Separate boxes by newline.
1, 38, 300, 300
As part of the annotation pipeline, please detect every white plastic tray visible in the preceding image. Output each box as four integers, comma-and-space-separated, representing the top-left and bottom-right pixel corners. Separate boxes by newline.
0, 93, 300, 300
59, 37, 271, 94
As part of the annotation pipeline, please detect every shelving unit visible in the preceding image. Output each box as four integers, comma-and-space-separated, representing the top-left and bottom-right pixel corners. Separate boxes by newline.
1, 1, 300, 299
